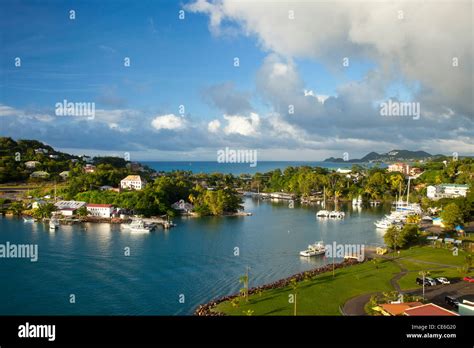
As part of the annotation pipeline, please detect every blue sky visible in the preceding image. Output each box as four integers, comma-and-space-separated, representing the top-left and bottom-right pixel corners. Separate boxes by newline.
0, 0, 472, 160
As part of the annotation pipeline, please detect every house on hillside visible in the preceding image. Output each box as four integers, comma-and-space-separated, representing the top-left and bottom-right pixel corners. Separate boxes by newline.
30, 171, 49, 179
120, 175, 146, 190
427, 184, 469, 199
25, 161, 41, 169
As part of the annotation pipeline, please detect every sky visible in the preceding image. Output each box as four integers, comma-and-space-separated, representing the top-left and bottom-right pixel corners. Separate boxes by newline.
0, 0, 472, 161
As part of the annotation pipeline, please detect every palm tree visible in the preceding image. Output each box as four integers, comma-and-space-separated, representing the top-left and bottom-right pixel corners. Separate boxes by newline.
242, 309, 254, 316
418, 270, 430, 300
239, 269, 249, 302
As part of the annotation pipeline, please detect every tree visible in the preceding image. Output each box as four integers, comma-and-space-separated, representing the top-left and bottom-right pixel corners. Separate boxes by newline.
32, 203, 56, 219
440, 203, 464, 230
76, 206, 89, 217
9, 201, 24, 216
383, 226, 402, 255
239, 271, 249, 302
398, 224, 420, 247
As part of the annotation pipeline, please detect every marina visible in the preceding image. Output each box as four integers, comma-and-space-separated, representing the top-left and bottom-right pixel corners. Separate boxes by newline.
0, 197, 388, 315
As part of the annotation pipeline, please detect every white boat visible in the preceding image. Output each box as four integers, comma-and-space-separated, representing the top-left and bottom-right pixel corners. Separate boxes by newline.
122, 219, 151, 233
352, 196, 363, 206
300, 241, 326, 257
374, 219, 393, 229
329, 211, 345, 219
316, 210, 330, 218
49, 218, 59, 230
23, 216, 35, 223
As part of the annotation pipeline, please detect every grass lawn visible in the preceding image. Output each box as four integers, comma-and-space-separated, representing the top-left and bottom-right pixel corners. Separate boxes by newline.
396, 245, 470, 266
213, 259, 400, 316
395, 246, 473, 291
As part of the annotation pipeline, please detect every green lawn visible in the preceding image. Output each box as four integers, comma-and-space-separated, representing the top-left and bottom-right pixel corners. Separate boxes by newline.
212, 245, 473, 316
213, 259, 400, 316
396, 245, 470, 266
395, 246, 473, 291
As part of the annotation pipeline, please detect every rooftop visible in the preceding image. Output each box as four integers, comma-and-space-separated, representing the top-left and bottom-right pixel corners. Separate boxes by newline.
379, 302, 423, 316
404, 303, 459, 316
121, 175, 143, 181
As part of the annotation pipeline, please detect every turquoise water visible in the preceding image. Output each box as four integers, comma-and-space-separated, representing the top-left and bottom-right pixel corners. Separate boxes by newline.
0, 198, 387, 315
143, 161, 385, 175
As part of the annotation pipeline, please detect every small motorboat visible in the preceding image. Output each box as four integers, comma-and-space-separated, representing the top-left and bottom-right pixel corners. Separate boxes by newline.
299, 241, 326, 257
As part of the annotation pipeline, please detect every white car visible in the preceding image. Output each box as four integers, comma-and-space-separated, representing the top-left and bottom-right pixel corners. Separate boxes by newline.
436, 277, 450, 285
425, 277, 437, 286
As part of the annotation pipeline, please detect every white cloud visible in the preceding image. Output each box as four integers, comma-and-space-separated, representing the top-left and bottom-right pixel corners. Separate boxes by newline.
207, 119, 221, 133
151, 114, 186, 131
222, 112, 260, 136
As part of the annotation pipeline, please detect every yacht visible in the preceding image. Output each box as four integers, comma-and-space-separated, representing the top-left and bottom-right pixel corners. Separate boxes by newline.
374, 219, 393, 229
122, 219, 151, 233
329, 211, 345, 219
300, 241, 326, 257
49, 217, 59, 230
316, 210, 330, 218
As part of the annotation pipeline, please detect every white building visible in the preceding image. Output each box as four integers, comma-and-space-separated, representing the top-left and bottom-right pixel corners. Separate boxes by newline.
171, 199, 194, 213
25, 161, 40, 169
336, 168, 352, 174
86, 203, 114, 218
54, 200, 86, 216
427, 184, 469, 199
120, 175, 146, 190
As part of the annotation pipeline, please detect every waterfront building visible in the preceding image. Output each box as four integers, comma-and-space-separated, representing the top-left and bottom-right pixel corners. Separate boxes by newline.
120, 175, 146, 190
31, 200, 46, 209
54, 200, 86, 216
171, 199, 194, 213
427, 184, 469, 199
86, 203, 114, 218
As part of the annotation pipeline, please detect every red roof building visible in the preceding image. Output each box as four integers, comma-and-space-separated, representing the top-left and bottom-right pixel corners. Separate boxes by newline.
404, 303, 459, 316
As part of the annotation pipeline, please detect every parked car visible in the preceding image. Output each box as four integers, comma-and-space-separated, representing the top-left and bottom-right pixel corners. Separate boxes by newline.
425, 277, 437, 286
445, 296, 459, 308
416, 277, 434, 286
463, 276, 474, 283
436, 277, 450, 285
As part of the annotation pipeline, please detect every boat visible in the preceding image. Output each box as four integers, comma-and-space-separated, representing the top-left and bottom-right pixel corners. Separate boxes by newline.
374, 219, 393, 229
316, 210, 330, 218
23, 216, 35, 223
122, 219, 151, 233
329, 211, 345, 219
352, 196, 363, 206
299, 241, 326, 257
49, 217, 59, 230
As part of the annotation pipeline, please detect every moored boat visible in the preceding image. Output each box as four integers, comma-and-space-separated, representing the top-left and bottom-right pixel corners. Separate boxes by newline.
299, 241, 326, 257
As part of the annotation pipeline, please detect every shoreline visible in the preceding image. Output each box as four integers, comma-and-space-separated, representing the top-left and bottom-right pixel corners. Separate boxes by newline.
194, 258, 361, 316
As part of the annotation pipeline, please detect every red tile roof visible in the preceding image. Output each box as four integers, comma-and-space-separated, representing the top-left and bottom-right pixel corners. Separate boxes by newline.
86, 204, 113, 208
404, 303, 458, 316
380, 302, 423, 316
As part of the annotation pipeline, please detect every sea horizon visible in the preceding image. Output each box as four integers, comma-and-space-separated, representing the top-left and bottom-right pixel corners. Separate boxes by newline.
141, 160, 387, 175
